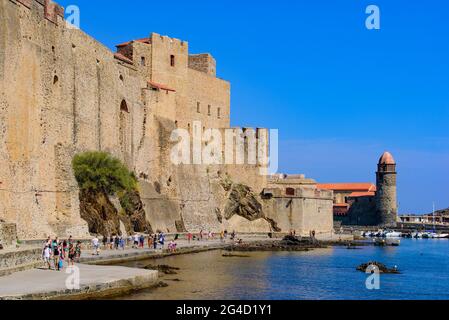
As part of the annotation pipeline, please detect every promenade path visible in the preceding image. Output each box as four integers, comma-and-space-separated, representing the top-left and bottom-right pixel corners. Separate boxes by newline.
0, 233, 352, 299
0, 263, 157, 300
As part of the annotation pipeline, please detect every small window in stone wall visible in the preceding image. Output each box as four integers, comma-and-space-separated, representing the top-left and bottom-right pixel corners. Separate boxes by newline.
197, 102, 201, 113
208, 105, 211, 116
217, 107, 221, 119
286, 188, 295, 196
170, 55, 175, 67
141, 56, 146, 66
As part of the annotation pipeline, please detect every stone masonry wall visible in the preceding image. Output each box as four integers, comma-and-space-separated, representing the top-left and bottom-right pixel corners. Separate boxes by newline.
0, 0, 334, 239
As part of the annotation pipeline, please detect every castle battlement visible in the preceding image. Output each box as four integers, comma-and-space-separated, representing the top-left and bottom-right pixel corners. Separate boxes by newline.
14, 0, 64, 25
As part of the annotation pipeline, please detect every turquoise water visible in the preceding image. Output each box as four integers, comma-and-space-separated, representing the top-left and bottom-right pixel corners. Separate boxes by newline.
119, 239, 449, 300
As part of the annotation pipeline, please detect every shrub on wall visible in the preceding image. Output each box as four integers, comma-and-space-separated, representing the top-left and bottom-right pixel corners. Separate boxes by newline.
72, 151, 137, 195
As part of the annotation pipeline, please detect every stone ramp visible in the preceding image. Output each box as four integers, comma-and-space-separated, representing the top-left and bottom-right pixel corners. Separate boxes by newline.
0, 264, 158, 300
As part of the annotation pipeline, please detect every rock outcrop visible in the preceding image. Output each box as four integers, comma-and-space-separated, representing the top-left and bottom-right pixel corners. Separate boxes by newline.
79, 190, 151, 237
357, 262, 400, 274
222, 179, 281, 232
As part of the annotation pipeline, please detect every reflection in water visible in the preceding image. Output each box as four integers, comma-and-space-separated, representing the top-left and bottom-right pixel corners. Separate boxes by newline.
116, 239, 449, 300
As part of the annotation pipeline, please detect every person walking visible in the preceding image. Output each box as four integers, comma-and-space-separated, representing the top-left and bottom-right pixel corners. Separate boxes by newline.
68, 242, 76, 266
53, 242, 61, 271
148, 234, 153, 249
62, 239, 68, 260
109, 235, 114, 250
153, 233, 158, 250
102, 235, 108, 250
120, 236, 125, 250
42, 245, 51, 270
187, 232, 192, 244
92, 236, 100, 256
133, 234, 139, 249
139, 234, 145, 248
159, 232, 165, 250
75, 241, 82, 263
114, 235, 120, 250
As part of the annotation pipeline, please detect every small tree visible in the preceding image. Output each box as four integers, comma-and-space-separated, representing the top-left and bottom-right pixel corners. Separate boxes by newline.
72, 151, 137, 195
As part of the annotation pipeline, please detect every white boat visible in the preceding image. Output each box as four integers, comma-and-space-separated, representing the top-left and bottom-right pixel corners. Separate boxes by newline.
432, 233, 449, 239
385, 231, 402, 238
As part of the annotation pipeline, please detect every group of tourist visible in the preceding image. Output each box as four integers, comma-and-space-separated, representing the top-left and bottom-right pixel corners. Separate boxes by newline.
41, 230, 238, 269
190, 230, 236, 243
41, 236, 82, 271
90, 232, 169, 255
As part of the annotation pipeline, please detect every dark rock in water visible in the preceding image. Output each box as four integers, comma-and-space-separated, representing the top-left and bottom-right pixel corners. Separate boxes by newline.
222, 253, 250, 258
145, 264, 180, 275
282, 235, 302, 245
357, 261, 400, 274
225, 238, 319, 253
346, 242, 362, 250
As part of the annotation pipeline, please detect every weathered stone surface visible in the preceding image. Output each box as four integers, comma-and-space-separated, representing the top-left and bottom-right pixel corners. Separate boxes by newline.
0, 223, 17, 249
0, 0, 334, 239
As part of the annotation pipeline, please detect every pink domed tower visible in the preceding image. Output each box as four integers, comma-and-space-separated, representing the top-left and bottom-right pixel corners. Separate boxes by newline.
376, 152, 398, 227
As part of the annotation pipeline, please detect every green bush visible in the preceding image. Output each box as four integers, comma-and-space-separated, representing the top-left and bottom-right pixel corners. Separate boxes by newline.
72, 151, 137, 195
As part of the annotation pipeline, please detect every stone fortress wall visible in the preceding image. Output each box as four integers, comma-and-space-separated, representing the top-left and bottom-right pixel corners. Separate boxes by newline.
0, 0, 334, 239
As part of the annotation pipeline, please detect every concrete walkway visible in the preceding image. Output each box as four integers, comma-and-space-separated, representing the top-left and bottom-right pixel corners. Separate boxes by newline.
0, 263, 158, 300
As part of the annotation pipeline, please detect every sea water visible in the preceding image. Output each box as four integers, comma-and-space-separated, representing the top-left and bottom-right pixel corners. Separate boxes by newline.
117, 239, 449, 300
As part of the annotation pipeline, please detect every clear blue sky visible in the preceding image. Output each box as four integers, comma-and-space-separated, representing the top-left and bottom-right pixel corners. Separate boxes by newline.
58, 0, 449, 214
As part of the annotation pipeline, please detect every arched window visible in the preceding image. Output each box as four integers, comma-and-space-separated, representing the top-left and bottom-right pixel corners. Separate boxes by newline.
120, 100, 129, 113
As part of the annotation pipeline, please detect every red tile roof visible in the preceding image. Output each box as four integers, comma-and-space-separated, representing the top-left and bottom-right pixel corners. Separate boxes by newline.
116, 38, 151, 48
317, 183, 376, 192
148, 81, 176, 92
113, 53, 133, 65
348, 192, 375, 198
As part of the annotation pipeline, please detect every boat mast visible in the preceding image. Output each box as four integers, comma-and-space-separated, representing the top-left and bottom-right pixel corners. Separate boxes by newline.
433, 202, 436, 232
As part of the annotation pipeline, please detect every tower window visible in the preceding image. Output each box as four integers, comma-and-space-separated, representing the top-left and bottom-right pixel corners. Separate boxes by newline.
197, 102, 201, 113
217, 107, 221, 119
170, 55, 175, 67
208, 105, 211, 116
140, 56, 146, 66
